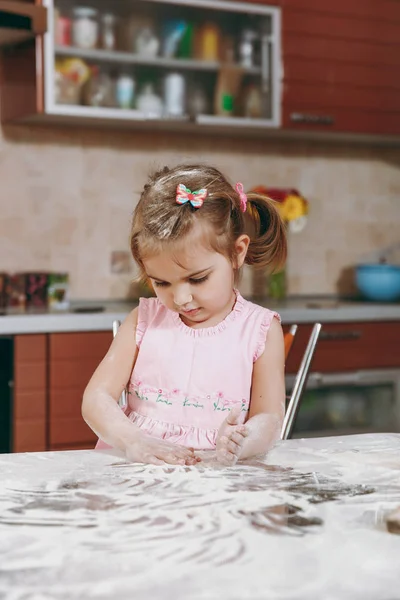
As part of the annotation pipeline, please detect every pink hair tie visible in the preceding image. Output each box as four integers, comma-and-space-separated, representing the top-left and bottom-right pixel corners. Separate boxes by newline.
235, 182, 248, 213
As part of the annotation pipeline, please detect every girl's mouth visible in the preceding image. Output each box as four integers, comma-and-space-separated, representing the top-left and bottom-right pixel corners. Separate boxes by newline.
181, 308, 200, 317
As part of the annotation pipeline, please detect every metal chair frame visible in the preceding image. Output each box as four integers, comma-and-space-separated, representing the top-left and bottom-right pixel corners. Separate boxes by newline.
281, 323, 322, 440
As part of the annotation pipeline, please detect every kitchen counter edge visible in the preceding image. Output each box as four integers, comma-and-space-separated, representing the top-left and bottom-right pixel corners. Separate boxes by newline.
1, 303, 400, 335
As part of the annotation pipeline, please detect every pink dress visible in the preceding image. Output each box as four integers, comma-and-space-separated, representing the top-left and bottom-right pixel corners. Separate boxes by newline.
96, 292, 279, 451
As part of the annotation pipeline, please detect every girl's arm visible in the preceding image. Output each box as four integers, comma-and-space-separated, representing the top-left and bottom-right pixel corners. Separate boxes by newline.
216, 317, 285, 463
82, 308, 140, 452
82, 308, 198, 466
240, 316, 285, 458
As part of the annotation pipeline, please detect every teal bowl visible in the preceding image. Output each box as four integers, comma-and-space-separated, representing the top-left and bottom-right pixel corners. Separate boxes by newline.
355, 264, 400, 302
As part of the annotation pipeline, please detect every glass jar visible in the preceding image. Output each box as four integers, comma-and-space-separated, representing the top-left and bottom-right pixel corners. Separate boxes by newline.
136, 83, 163, 118
72, 7, 98, 49
83, 67, 113, 107
115, 73, 135, 109
101, 13, 117, 51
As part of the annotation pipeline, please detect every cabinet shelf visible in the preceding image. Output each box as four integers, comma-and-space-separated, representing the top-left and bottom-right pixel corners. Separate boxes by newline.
45, 104, 274, 131
54, 45, 262, 75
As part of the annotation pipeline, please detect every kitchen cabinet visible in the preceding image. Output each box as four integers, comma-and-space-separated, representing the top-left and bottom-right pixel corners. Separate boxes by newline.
13, 334, 47, 452
1, 0, 399, 140
285, 321, 400, 374
278, 0, 400, 137
10, 330, 111, 453
48, 331, 111, 450
0, 0, 281, 133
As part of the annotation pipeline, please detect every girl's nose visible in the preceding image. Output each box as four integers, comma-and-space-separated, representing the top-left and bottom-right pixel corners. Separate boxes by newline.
174, 289, 193, 307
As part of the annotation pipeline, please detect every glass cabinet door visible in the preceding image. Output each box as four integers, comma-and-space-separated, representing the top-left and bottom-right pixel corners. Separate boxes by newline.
44, 0, 281, 129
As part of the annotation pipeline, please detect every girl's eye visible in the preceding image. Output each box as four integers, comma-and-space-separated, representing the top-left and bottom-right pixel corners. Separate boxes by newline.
190, 275, 209, 285
153, 281, 169, 288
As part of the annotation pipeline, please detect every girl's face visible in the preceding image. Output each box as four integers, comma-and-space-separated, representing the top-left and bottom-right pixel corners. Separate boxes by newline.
143, 229, 249, 328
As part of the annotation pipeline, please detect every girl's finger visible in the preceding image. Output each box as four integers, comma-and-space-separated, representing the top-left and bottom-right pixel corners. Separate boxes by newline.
236, 425, 249, 437
165, 454, 186, 465
222, 448, 237, 462
143, 454, 166, 466
226, 439, 241, 453
230, 431, 246, 446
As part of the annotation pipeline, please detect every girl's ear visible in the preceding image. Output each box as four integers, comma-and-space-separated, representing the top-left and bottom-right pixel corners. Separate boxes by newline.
234, 234, 250, 268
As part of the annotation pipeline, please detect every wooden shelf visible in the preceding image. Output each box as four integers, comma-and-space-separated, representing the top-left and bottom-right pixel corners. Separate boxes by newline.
54, 45, 262, 75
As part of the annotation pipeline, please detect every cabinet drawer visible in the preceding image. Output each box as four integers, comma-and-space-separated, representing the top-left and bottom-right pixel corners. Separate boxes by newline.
285, 321, 400, 373
48, 332, 111, 449
13, 335, 47, 452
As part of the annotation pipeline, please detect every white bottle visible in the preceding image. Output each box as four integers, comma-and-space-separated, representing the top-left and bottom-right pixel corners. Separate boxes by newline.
136, 83, 163, 118
164, 72, 185, 117
116, 74, 135, 109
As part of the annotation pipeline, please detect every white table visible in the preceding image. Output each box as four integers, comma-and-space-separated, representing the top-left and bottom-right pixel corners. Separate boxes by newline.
1, 434, 400, 599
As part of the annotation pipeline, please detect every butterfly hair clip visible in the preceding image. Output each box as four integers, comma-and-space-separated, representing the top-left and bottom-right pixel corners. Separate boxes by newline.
175, 184, 208, 209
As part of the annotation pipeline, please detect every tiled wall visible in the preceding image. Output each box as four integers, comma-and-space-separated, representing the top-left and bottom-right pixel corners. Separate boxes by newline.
1, 123, 399, 299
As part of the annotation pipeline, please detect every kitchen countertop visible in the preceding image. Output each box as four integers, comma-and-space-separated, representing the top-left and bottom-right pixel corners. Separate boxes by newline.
1, 296, 400, 334
1, 434, 399, 599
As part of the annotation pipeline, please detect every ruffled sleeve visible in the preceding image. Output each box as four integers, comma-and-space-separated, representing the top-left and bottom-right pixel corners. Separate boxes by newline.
135, 297, 160, 348
253, 309, 281, 362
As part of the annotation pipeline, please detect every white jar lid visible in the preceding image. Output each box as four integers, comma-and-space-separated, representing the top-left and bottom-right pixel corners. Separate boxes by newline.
73, 7, 98, 18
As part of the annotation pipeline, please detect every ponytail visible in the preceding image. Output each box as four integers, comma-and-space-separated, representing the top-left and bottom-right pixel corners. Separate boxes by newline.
244, 192, 287, 272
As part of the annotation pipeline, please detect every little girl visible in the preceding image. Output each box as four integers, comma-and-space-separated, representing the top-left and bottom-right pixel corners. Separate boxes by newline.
82, 164, 287, 466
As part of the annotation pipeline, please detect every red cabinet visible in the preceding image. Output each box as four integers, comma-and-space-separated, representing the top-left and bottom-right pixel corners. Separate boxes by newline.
284, 321, 400, 374
278, 0, 400, 136
1, 0, 400, 140
12, 331, 112, 452
13, 334, 47, 452
48, 331, 111, 450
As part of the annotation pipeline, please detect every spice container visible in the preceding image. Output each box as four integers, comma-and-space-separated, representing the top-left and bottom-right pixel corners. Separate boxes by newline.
25, 273, 48, 310
196, 22, 221, 61
164, 72, 185, 117
100, 13, 117, 51
83, 67, 113, 107
136, 83, 163, 118
239, 28, 258, 67
5, 273, 26, 312
116, 73, 135, 109
135, 27, 159, 57
54, 9, 71, 46
48, 273, 70, 311
72, 7, 99, 49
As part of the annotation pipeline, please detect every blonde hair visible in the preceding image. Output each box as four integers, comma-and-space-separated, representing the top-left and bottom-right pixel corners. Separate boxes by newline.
130, 164, 287, 276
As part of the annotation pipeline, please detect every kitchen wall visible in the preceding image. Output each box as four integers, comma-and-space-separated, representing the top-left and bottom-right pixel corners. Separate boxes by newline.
0, 123, 399, 300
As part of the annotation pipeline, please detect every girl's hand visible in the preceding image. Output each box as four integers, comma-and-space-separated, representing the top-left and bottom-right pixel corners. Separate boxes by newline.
125, 433, 201, 466
216, 405, 249, 466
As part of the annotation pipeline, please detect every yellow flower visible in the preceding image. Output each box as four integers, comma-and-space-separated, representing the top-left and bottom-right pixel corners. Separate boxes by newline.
280, 194, 308, 222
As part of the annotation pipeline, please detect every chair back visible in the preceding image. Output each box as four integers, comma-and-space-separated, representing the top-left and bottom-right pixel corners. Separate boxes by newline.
281, 323, 322, 440
284, 324, 298, 359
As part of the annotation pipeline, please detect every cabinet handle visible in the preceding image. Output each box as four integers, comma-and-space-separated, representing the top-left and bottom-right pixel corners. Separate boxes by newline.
290, 112, 334, 126
320, 330, 362, 341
